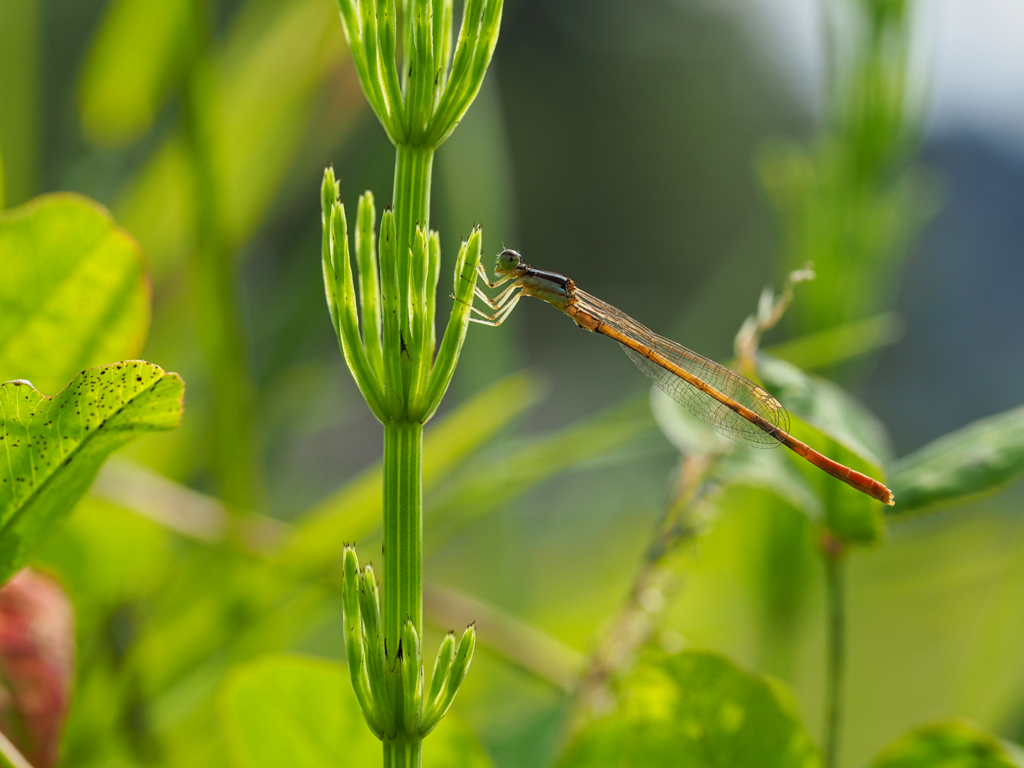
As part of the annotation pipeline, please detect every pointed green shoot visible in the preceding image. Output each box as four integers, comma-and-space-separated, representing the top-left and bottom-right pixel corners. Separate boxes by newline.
428, 0, 504, 146
414, 227, 482, 421
432, 0, 455, 92
386, 638, 405, 730
426, 230, 442, 356
401, 619, 423, 735
426, 631, 456, 710
420, 624, 475, 735
355, 192, 385, 384
376, 209, 405, 418
342, 546, 384, 737
408, 227, 432, 404
358, 0, 400, 142
334, 0, 395, 141
323, 181, 388, 422
427, 0, 484, 137
405, 2, 436, 144
373, 0, 405, 136
358, 565, 397, 738
321, 171, 342, 321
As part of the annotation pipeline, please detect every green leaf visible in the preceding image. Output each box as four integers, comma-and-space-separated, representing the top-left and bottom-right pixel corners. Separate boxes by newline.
0, 194, 150, 395
558, 650, 820, 768
219, 654, 493, 768
0, 361, 183, 583
870, 721, 1024, 768
758, 354, 892, 468
888, 405, 1024, 514
758, 354, 891, 544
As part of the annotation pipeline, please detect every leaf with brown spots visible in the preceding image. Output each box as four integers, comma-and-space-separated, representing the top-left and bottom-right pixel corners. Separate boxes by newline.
0, 361, 183, 583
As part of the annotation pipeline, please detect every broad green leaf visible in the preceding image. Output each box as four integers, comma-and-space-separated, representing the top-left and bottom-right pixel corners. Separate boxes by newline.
758, 354, 891, 543
889, 405, 1024, 514
0, 194, 150, 395
0, 361, 183, 582
78, 0, 190, 146
558, 650, 820, 768
758, 354, 892, 468
871, 721, 1024, 768
219, 654, 493, 768
278, 372, 541, 573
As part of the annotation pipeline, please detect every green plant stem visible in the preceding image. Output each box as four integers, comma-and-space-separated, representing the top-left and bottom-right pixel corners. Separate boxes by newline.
383, 733, 422, 768
823, 550, 846, 768
383, 421, 423, 764
393, 144, 434, 301
383, 421, 424, 662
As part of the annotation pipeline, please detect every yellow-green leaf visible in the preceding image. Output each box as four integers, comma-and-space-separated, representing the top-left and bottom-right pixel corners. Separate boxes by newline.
0, 194, 150, 395
758, 354, 891, 543
889, 405, 1024, 514
871, 721, 1024, 768
0, 361, 183, 582
558, 651, 820, 768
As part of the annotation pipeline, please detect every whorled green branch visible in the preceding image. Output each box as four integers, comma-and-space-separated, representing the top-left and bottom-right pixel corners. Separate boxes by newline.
321, 169, 482, 424
334, 0, 503, 148
341, 546, 476, 740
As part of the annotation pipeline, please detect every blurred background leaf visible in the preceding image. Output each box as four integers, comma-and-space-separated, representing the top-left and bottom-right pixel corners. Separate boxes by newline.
869, 720, 1024, 768
889, 405, 1024, 514
0, 0, 37, 210
0, 194, 149, 395
557, 651, 820, 768
78, 0, 190, 147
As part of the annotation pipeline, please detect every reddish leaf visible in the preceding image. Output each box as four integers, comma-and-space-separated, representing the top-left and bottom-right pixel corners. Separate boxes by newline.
0, 568, 75, 768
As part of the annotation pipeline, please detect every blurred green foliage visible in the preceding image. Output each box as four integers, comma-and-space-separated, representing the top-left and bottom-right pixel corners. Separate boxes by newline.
0, 193, 182, 602
219, 654, 492, 767
870, 721, 1024, 768
0, 0, 1022, 767
758, 0, 938, 337
0, 194, 149, 395
558, 652, 820, 768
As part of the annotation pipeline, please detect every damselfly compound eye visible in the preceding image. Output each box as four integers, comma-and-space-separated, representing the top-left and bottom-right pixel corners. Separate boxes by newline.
496, 249, 522, 273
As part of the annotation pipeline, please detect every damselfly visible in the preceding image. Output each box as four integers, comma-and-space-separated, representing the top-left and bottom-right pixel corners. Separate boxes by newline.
469, 249, 894, 506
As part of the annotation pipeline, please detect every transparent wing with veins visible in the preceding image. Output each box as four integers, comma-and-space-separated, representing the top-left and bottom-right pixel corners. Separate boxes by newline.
573, 290, 790, 449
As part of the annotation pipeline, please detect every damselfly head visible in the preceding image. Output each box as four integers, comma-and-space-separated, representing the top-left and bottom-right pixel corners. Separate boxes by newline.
495, 249, 522, 274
